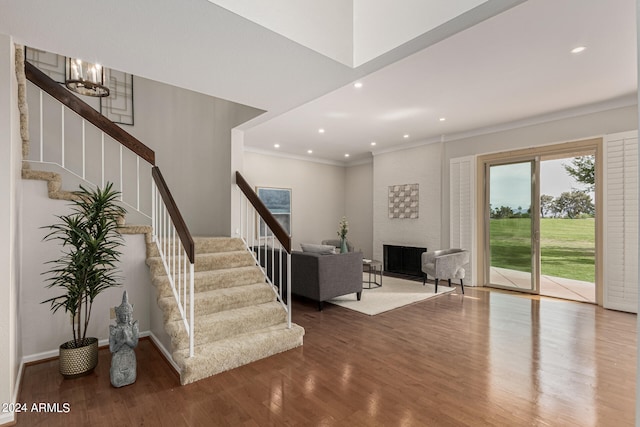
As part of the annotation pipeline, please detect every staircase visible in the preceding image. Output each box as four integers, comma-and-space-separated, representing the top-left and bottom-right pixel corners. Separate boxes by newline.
17, 45, 304, 386
147, 236, 304, 385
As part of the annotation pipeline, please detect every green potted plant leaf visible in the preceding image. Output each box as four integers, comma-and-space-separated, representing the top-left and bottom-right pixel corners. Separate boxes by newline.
42, 182, 127, 378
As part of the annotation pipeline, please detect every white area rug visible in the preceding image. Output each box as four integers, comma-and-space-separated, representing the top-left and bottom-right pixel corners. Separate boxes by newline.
328, 274, 456, 315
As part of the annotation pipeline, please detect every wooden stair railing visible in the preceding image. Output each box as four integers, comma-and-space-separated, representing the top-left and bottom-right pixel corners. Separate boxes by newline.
235, 171, 292, 328
25, 58, 197, 356
235, 171, 291, 253
24, 61, 155, 165
152, 166, 195, 263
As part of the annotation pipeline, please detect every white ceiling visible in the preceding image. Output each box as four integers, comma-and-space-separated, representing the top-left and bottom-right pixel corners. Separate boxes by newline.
244, 0, 638, 164
1, 0, 636, 167
0, 0, 523, 133
208, 0, 487, 67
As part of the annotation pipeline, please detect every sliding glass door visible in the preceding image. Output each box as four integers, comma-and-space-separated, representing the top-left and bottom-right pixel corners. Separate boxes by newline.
486, 160, 539, 293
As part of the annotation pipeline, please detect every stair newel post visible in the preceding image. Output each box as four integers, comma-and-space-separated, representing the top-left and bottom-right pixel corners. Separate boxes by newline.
286, 252, 291, 329
151, 181, 156, 243
189, 262, 195, 358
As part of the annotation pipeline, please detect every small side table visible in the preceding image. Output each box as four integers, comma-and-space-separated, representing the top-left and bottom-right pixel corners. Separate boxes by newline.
363, 259, 382, 289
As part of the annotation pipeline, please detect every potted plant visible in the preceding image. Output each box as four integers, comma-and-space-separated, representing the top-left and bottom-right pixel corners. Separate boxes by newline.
42, 182, 127, 378
337, 216, 349, 253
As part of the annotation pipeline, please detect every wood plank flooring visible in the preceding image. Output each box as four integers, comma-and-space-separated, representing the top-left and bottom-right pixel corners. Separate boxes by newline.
16, 287, 637, 426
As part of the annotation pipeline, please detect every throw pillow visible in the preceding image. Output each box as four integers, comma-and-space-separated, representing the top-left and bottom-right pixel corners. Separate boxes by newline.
300, 243, 336, 255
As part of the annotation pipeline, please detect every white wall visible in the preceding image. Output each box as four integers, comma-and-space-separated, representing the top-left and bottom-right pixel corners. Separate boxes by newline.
345, 161, 374, 258
20, 179, 152, 358
0, 34, 22, 425
372, 143, 443, 263
242, 152, 347, 252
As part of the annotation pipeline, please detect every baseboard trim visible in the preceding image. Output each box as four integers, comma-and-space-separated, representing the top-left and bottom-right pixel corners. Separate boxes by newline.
0, 412, 16, 427
0, 360, 22, 426
148, 332, 181, 375
21, 331, 151, 366
5, 331, 156, 426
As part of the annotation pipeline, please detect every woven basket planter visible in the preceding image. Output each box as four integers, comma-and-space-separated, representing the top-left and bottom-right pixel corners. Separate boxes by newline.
59, 337, 98, 378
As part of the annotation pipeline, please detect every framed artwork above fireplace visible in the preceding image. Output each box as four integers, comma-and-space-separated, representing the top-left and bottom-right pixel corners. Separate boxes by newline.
388, 183, 419, 219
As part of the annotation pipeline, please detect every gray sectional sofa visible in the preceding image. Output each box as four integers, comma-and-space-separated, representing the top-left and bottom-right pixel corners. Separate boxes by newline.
291, 250, 363, 310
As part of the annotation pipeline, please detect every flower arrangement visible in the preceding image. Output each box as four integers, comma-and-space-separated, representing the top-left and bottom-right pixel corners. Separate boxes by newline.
337, 216, 349, 240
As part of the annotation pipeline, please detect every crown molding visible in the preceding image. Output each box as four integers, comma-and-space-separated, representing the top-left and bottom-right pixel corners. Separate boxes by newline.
373, 93, 638, 157
243, 146, 347, 167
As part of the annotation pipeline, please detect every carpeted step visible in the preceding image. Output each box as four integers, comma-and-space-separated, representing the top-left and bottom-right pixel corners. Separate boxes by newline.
146, 236, 247, 258
165, 301, 287, 350
21, 169, 75, 200
193, 236, 246, 253
157, 282, 276, 322
173, 323, 305, 385
144, 234, 305, 385
152, 266, 266, 298
146, 250, 255, 276
193, 251, 256, 272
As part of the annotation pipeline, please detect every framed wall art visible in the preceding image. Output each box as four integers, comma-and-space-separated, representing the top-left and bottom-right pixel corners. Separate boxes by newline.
100, 68, 134, 125
388, 183, 419, 219
25, 47, 66, 83
257, 187, 291, 236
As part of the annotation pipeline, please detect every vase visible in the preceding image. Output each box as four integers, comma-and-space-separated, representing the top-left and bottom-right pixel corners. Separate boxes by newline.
340, 238, 348, 253
59, 337, 99, 379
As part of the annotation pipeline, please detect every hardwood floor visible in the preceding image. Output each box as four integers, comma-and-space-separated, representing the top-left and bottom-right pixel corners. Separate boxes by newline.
16, 287, 636, 426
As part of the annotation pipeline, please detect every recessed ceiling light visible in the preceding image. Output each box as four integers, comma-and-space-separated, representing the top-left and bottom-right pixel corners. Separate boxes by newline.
403, 134, 410, 139
371, 142, 377, 146
274, 143, 280, 148
571, 46, 586, 54
354, 82, 363, 89
344, 154, 350, 158
307, 149, 313, 154
439, 117, 446, 122
318, 128, 325, 134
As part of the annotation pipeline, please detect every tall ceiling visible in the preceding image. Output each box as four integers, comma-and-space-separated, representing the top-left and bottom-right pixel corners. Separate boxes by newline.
243, 0, 638, 164
1, 0, 636, 165
208, 0, 488, 67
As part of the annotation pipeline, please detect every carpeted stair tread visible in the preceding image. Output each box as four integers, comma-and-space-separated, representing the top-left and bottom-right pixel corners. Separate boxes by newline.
146, 237, 246, 258
152, 266, 265, 298
192, 236, 246, 253
157, 282, 276, 321
146, 250, 255, 276
192, 251, 255, 271
174, 323, 305, 385
22, 169, 76, 200
165, 301, 287, 350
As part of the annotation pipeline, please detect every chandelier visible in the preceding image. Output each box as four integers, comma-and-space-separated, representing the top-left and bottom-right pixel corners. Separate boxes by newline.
65, 58, 110, 97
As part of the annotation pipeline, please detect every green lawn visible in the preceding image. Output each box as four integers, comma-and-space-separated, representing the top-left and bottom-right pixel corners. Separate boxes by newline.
490, 217, 595, 282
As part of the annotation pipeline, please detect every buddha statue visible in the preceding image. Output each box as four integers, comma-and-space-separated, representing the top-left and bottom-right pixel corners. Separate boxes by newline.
109, 291, 139, 387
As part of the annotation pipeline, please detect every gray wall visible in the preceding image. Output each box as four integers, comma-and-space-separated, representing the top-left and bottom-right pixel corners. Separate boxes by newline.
345, 162, 374, 258
372, 143, 443, 263
127, 76, 263, 236
243, 152, 348, 252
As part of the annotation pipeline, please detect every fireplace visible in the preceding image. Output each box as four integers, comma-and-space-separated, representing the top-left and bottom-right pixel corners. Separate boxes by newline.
383, 244, 427, 278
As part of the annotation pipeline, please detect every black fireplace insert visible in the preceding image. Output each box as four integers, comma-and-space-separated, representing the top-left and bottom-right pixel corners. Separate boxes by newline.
383, 244, 427, 277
